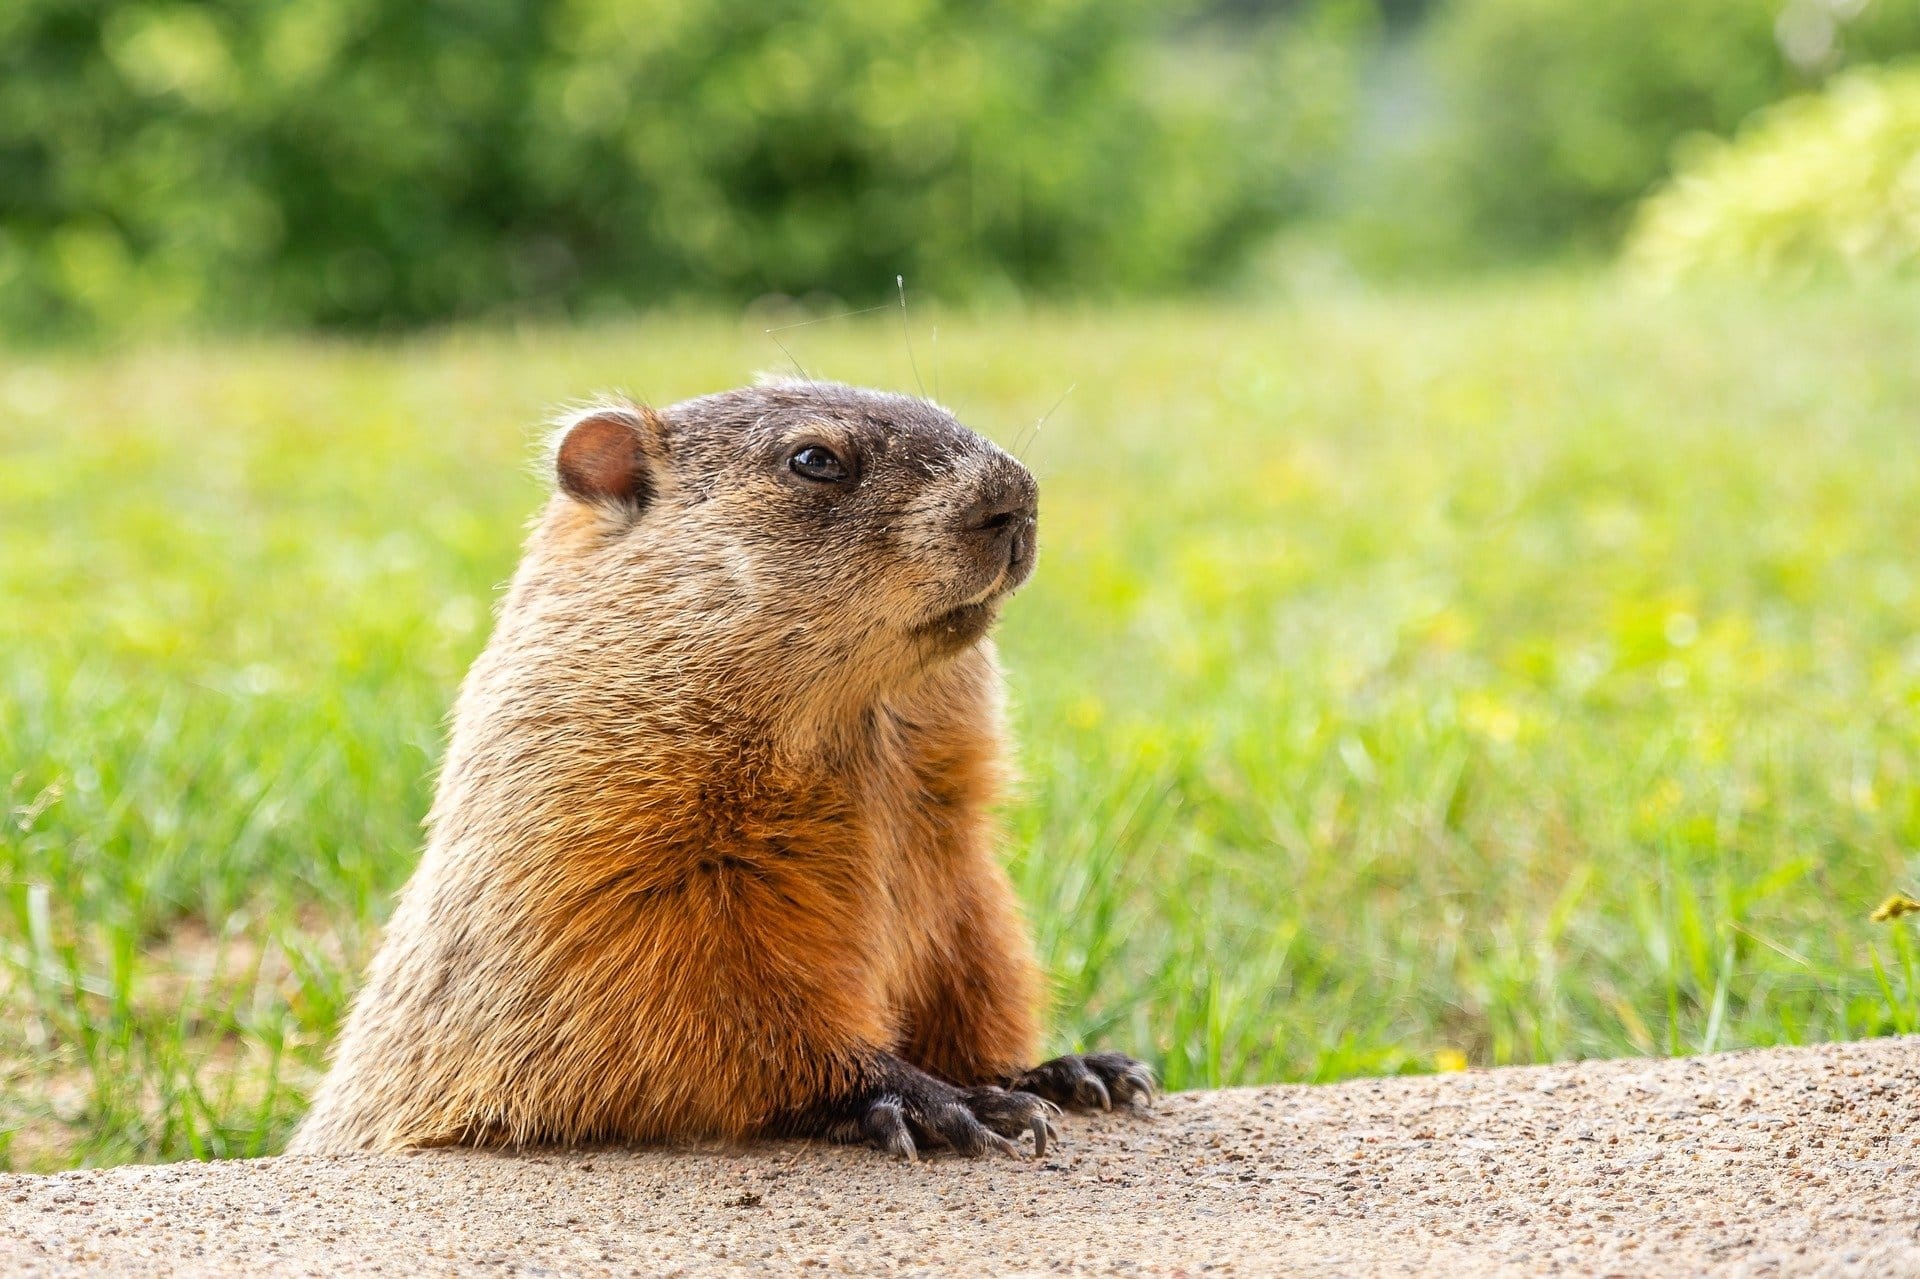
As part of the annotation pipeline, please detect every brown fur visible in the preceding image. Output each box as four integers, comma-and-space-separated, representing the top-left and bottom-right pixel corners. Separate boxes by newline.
291, 381, 1110, 1156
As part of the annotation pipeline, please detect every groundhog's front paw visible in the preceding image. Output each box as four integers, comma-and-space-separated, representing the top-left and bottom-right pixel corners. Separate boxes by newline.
790, 1052, 1058, 1162
860, 1081, 1057, 1163
1012, 1051, 1156, 1112
960, 1085, 1061, 1154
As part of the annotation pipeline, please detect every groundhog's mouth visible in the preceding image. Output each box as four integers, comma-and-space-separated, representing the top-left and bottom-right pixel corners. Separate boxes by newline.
918, 559, 1015, 635
916, 600, 1000, 646
916, 536, 1032, 647
958, 563, 1011, 609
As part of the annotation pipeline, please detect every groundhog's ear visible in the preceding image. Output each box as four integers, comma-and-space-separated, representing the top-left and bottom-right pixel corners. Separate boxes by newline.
554, 405, 657, 509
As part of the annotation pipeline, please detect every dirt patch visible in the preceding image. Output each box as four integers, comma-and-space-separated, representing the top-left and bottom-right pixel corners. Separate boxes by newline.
2, 1036, 1917, 1276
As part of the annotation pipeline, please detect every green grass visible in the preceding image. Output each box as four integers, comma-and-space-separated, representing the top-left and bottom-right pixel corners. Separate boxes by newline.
4, 279, 1920, 1169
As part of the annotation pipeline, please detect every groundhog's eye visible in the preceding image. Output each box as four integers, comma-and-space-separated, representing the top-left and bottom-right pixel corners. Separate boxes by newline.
788, 445, 850, 483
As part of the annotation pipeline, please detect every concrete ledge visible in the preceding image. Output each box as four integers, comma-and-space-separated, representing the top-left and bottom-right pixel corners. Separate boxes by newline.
4, 1037, 1917, 1277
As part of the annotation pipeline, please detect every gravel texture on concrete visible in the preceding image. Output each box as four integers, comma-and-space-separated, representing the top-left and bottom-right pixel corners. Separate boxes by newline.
3, 1037, 1917, 1278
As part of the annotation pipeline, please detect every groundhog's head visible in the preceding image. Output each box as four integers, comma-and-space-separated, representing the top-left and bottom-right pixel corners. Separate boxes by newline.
537, 380, 1037, 696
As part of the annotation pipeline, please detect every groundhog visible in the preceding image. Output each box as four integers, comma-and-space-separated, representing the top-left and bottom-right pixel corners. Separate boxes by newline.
290, 379, 1152, 1161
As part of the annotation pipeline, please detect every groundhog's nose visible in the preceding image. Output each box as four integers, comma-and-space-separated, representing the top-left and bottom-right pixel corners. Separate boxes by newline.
961, 469, 1039, 542
960, 466, 1039, 587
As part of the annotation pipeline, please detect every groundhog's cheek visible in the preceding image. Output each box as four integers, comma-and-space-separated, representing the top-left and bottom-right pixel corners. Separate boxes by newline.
896, 553, 975, 609
865, 576, 934, 625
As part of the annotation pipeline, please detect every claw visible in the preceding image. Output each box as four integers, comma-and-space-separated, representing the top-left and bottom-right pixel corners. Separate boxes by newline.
1030, 1111, 1050, 1158
1114, 1067, 1157, 1108
866, 1100, 918, 1162
1014, 1053, 1157, 1115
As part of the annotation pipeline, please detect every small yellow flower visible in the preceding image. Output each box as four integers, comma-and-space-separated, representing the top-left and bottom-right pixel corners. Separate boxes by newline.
1434, 1048, 1470, 1073
1066, 695, 1104, 731
1870, 894, 1920, 923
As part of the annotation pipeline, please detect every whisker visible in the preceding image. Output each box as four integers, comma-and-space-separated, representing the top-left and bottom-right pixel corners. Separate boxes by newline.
762, 301, 899, 384
762, 303, 892, 336
1017, 382, 1077, 462
896, 275, 927, 400
765, 328, 811, 381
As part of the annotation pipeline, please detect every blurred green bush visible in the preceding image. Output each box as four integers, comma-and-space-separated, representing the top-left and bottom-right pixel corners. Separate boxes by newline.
0, 0, 1367, 336
1365, 0, 1920, 265
1625, 62, 1920, 285
16, 0, 1920, 329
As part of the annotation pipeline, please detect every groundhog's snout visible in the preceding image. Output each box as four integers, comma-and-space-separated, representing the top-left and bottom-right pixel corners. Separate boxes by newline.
959, 463, 1040, 590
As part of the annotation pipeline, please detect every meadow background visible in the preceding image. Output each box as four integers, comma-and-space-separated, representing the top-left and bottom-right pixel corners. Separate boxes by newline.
6, 0, 1920, 1169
